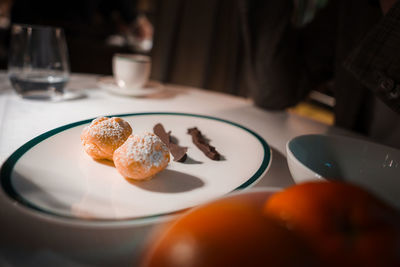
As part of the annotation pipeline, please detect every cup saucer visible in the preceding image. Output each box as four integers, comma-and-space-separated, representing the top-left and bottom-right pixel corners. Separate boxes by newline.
97, 76, 163, 97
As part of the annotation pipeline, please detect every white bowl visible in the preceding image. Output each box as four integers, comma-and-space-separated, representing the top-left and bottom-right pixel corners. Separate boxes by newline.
286, 134, 400, 210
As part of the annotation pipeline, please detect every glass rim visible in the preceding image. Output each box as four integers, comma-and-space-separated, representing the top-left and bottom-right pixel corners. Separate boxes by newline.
11, 23, 64, 32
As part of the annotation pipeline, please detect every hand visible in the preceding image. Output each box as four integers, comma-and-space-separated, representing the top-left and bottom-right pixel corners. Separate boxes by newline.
132, 15, 153, 41
380, 0, 398, 14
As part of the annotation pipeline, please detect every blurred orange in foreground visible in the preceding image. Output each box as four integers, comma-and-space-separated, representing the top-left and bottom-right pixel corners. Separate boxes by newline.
140, 190, 319, 267
140, 182, 400, 267
264, 182, 400, 266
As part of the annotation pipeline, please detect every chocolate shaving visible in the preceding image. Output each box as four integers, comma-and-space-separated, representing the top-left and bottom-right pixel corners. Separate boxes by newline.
153, 123, 171, 146
187, 127, 220, 160
153, 123, 188, 162
169, 143, 188, 162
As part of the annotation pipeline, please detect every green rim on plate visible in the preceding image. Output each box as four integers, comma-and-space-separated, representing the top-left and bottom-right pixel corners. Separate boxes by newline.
0, 112, 271, 223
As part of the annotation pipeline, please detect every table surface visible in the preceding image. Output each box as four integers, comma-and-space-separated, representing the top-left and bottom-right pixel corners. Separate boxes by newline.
0, 73, 353, 266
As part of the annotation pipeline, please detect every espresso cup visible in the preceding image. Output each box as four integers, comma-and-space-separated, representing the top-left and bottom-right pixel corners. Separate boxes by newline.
112, 54, 151, 89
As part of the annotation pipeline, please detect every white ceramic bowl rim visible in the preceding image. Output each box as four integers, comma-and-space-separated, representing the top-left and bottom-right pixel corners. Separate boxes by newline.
286, 134, 400, 210
286, 134, 400, 178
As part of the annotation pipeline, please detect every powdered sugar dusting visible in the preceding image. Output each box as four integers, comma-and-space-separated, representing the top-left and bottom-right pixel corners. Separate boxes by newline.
124, 132, 169, 170
86, 117, 131, 145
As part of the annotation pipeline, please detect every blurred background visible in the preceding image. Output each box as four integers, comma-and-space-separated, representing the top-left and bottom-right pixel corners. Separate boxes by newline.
0, 0, 156, 74
0, 0, 349, 127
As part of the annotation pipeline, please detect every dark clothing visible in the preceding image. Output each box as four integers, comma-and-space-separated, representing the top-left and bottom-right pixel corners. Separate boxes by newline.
345, 1, 400, 114
240, 0, 400, 148
123, 0, 400, 146
151, 0, 246, 95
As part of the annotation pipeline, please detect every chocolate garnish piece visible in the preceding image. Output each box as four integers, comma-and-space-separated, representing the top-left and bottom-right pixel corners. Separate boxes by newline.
153, 123, 171, 146
154, 123, 188, 162
187, 127, 220, 160
169, 143, 188, 162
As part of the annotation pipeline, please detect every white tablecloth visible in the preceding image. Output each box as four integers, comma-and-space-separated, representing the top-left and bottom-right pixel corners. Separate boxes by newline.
0, 73, 352, 266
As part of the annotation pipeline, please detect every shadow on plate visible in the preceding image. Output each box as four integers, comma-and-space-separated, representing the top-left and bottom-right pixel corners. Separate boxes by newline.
94, 159, 115, 167
126, 169, 205, 193
11, 171, 75, 211
183, 156, 203, 164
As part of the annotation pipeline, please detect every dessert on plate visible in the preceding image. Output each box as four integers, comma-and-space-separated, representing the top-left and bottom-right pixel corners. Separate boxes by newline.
113, 132, 170, 181
81, 116, 132, 161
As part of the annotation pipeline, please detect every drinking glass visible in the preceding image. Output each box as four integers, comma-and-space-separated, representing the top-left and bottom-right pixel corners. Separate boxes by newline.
8, 24, 70, 100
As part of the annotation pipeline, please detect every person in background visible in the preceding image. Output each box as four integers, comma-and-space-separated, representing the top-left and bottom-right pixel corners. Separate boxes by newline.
241, 0, 400, 148
9, 0, 153, 74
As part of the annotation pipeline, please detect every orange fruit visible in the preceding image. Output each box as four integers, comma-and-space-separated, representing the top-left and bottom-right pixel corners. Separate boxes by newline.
140, 191, 320, 267
264, 181, 400, 266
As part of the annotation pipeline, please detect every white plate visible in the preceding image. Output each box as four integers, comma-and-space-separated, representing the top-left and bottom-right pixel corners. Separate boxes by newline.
1, 113, 271, 222
97, 76, 163, 96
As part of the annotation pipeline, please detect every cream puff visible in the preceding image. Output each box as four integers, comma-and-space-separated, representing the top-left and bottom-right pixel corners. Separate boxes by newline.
81, 116, 132, 161
113, 132, 170, 181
